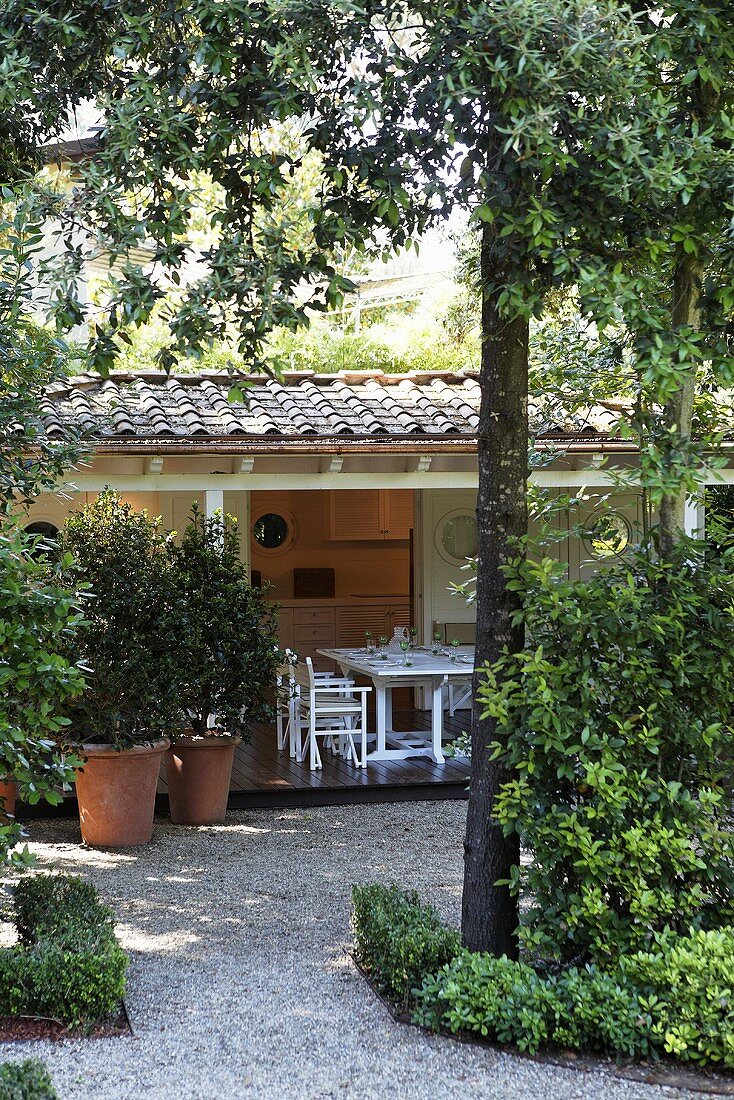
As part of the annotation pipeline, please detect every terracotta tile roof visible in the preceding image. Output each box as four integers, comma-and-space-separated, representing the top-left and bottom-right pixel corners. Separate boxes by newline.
41, 370, 482, 441
38, 369, 626, 448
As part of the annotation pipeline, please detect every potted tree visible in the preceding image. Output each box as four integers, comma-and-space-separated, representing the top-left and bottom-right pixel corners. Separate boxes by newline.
164, 506, 282, 825
58, 492, 183, 847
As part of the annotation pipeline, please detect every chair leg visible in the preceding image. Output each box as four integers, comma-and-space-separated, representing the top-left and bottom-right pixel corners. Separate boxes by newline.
310, 723, 321, 770
359, 698, 368, 768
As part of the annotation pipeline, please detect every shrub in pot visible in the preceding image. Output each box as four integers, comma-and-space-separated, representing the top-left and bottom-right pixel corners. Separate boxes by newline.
0, 522, 86, 863
58, 491, 183, 847
164, 506, 282, 825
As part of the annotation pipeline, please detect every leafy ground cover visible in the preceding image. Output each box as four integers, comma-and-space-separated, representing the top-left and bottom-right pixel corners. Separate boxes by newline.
0, 1059, 58, 1100
352, 883, 734, 1071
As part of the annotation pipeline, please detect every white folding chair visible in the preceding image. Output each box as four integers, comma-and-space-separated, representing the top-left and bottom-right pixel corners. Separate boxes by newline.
275, 654, 298, 754
294, 658, 371, 770
276, 652, 343, 759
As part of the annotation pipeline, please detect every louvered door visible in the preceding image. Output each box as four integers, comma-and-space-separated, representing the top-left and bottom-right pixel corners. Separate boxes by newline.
328, 490, 382, 540
382, 490, 413, 540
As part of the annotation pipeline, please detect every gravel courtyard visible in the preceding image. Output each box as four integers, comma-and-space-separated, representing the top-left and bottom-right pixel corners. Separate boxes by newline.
0, 803, 711, 1100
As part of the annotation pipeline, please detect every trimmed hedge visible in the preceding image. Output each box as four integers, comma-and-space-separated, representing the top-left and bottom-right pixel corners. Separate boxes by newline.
413, 951, 655, 1059
0, 1060, 58, 1100
353, 883, 734, 1068
0, 876, 127, 1027
351, 884, 460, 1009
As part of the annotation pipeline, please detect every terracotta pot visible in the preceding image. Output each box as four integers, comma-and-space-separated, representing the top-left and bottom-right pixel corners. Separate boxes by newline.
75, 740, 169, 847
0, 779, 17, 820
165, 736, 241, 826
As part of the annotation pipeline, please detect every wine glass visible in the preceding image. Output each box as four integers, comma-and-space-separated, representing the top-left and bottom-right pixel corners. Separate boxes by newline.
408, 626, 418, 649
399, 638, 412, 666
431, 631, 442, 656
450, 638, 460, 662
378, 634, 389, 660
364, 630, 375, 655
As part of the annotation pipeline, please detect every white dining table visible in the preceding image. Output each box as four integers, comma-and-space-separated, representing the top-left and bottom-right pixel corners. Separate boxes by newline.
317, 646, 474, 764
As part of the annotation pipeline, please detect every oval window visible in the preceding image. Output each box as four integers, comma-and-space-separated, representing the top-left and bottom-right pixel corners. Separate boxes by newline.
253, 512, 290, 550
436, 511, 478, 564
584, 512, 631, 559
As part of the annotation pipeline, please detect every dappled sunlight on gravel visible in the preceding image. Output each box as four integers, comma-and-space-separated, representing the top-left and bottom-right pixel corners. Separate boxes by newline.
0, 803, 708, 1100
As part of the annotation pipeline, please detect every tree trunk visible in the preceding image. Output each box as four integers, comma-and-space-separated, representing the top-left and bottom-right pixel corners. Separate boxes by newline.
657, 248, 702, 557
461, 224, 529, 958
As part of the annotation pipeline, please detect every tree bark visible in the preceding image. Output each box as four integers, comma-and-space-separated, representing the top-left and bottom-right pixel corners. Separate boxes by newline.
461, 223, 528, 958
657, 248, 702, 557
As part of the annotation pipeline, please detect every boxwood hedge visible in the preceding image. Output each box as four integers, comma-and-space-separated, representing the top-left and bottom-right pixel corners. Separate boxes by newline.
0, 875, 127, 1027
353, 883, 734, 1068
0, 1059, 58, 1100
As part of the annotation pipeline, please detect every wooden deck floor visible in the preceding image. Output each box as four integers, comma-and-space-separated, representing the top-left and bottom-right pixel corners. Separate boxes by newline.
20, 709, 471, 819
160, 709, 472, 808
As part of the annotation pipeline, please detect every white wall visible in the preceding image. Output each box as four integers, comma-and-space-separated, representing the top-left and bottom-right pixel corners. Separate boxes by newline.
417, 488, 478, 642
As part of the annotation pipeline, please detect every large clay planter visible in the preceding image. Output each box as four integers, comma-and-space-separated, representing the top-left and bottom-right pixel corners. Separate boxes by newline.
75, 740, 169, 847
165, 736, 241, 826
0, 779, 17, 820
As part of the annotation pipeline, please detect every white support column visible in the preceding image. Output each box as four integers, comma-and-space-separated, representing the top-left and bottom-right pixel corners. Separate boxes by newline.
684, 494, 706, 539
204, 489, 224, 519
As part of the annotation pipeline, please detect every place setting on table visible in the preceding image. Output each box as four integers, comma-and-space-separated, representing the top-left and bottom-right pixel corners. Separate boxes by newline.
317, 626, 475, 764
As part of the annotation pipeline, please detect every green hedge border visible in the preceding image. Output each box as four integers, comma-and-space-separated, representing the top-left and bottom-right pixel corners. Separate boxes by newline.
351, 883, 734, 1073
0, 876, 128, 1027
0, 1059, 58, 1100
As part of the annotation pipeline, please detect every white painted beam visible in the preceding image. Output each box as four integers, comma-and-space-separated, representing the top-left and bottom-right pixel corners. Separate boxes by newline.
58, 464, 734, 495
319, 455, 344, 474
64, 470, 481, 492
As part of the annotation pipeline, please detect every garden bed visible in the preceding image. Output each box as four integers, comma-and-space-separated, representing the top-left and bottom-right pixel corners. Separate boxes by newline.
350, 884, 734, 1097
0, 1002, 131, 1042
351, 952, 734, 1097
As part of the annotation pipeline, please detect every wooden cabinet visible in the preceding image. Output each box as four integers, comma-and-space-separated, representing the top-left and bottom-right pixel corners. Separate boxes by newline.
335, 600, 410, 646
274, 598, 411, 670
381, 490, 413, 540
328, 490, 413, 541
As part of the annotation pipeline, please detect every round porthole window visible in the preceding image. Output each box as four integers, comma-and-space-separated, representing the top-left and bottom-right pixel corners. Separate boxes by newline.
436, 510, 478, 564
252, 511, 295, 554
583, 512, 631, 559
24, 521, 60, 541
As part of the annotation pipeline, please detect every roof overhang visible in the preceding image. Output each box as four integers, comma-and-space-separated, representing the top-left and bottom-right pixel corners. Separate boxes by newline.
73, 434, 641, 456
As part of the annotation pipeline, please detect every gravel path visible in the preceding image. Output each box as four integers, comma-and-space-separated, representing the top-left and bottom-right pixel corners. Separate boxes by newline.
0, 803, 711, 1100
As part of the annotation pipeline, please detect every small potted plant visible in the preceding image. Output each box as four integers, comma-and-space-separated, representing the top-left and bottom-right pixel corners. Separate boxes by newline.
58, 492, 182, 847
164, 506, 282, 825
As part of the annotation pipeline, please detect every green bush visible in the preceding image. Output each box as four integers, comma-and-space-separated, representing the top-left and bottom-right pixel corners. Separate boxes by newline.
414, 950, 660, 1058
360, 883, 734, 1067
414, 950, 561, 1054
480, 542, 734, 963
0, 523, 86, 866
0, 875, 127, 1026
351, 883, 460, 1009
13, 875, 116, 946
168, 507, 282, 737
621, 928, 734, 1067
0, 1060, 58, 1100
59, 491, 184, 747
